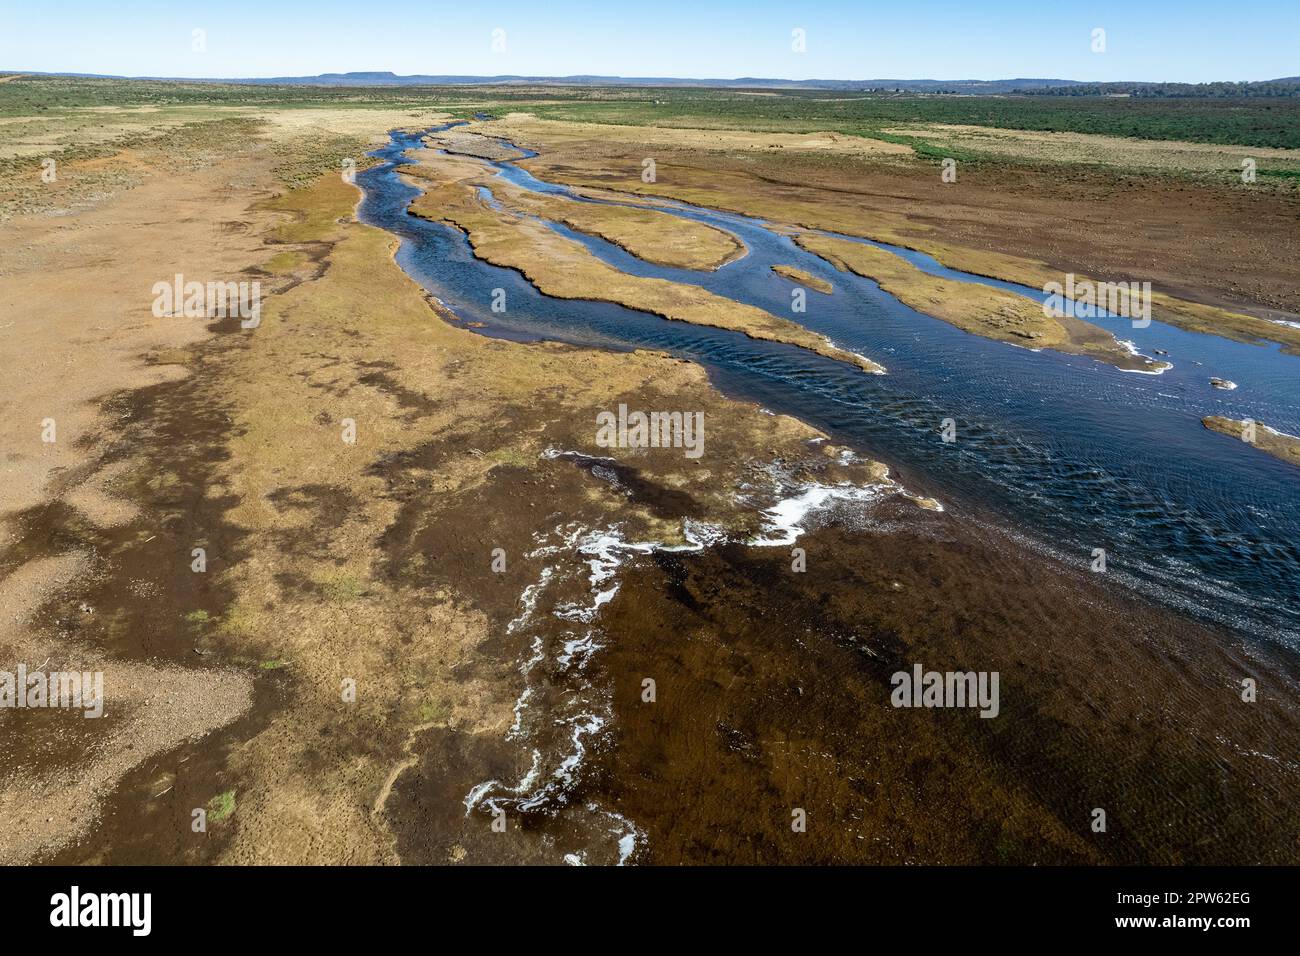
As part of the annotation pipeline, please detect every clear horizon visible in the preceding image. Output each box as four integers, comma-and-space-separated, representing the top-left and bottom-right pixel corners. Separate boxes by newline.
6, 69, 1300, 84
2, 0, 1296, 84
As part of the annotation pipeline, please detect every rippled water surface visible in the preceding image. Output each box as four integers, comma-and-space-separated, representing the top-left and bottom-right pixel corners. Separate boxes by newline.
356, 125, 1300, 647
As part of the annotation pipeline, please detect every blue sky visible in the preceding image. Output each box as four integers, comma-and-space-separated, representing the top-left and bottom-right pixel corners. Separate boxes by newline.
1, 0, 1295, 83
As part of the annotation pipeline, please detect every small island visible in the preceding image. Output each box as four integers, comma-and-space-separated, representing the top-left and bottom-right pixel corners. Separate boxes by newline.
772, 264, 833, 294
1202, 416, 1300, 468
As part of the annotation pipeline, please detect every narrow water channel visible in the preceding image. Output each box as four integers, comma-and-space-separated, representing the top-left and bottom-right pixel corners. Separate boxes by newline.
356, 124, 1300, 648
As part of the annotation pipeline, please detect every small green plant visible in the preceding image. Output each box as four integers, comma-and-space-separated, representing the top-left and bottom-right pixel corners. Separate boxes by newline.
320, 573, 367, 603
208, 789, 236, 823
415, 698, 452, 723
487, 445, 532, 468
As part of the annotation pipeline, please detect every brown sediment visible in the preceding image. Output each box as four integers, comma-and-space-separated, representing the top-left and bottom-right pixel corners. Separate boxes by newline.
0, 107, 444, 863
795, 232, 1166, 372
381, 450, 1300, 865
772, 264, 833, 294
473, 113, 1300, 351
1203, 416, 1300, 468
0, 336, 264, 863
398, 150, 884, 373
584, 507, 1300, 864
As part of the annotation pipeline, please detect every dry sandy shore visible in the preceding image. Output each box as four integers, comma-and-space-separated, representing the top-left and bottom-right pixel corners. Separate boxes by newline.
0, 125, 287, 862
1, 107, 1297, 865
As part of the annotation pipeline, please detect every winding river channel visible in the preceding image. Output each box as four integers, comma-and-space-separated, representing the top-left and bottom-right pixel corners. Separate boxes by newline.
356, 123, 1300, 649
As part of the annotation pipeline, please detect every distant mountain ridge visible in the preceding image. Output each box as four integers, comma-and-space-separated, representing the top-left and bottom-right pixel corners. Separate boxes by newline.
224, 73, 1091, 94
5, 70, 1299, 96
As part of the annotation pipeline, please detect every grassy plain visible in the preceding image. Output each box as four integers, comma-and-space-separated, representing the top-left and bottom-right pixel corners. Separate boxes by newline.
0, 83, 900, 863
3, 76, 1299, 865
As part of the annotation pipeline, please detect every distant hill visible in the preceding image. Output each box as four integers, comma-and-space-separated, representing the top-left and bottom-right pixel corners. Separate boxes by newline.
4, 70, 1298, 96
146, 72, 1089, 93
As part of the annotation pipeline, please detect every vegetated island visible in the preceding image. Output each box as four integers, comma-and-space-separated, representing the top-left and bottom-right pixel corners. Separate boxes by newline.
772, 264, 833, 294
1202, 415, 1300, 468
794, 233, 1168, 373
398, 150, 884, 373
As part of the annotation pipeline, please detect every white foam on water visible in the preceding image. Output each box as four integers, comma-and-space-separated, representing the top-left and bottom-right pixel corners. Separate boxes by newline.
552, 528, 658, 622
617, 833, 638, 865
748, 481, 889, 547
557, 630, 601, 670
824, 337, 887, 374
506, 578, 554, 740
464, 747, 545, 816
463, 519, 677, 858
463, 779, 496, 814
661, 518, 728, 553
507, 566, 553, 634
470, 456, 919, 860
517, 713, 607, 812
507, 684, 533, 740
519, 633, 545, 676
606, 810, 642, 866
541, 446, 615, 463
1115, 339, 1173, 375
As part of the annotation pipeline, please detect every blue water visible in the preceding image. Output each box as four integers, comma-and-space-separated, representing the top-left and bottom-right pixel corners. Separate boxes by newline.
356, 125, 1300, 647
